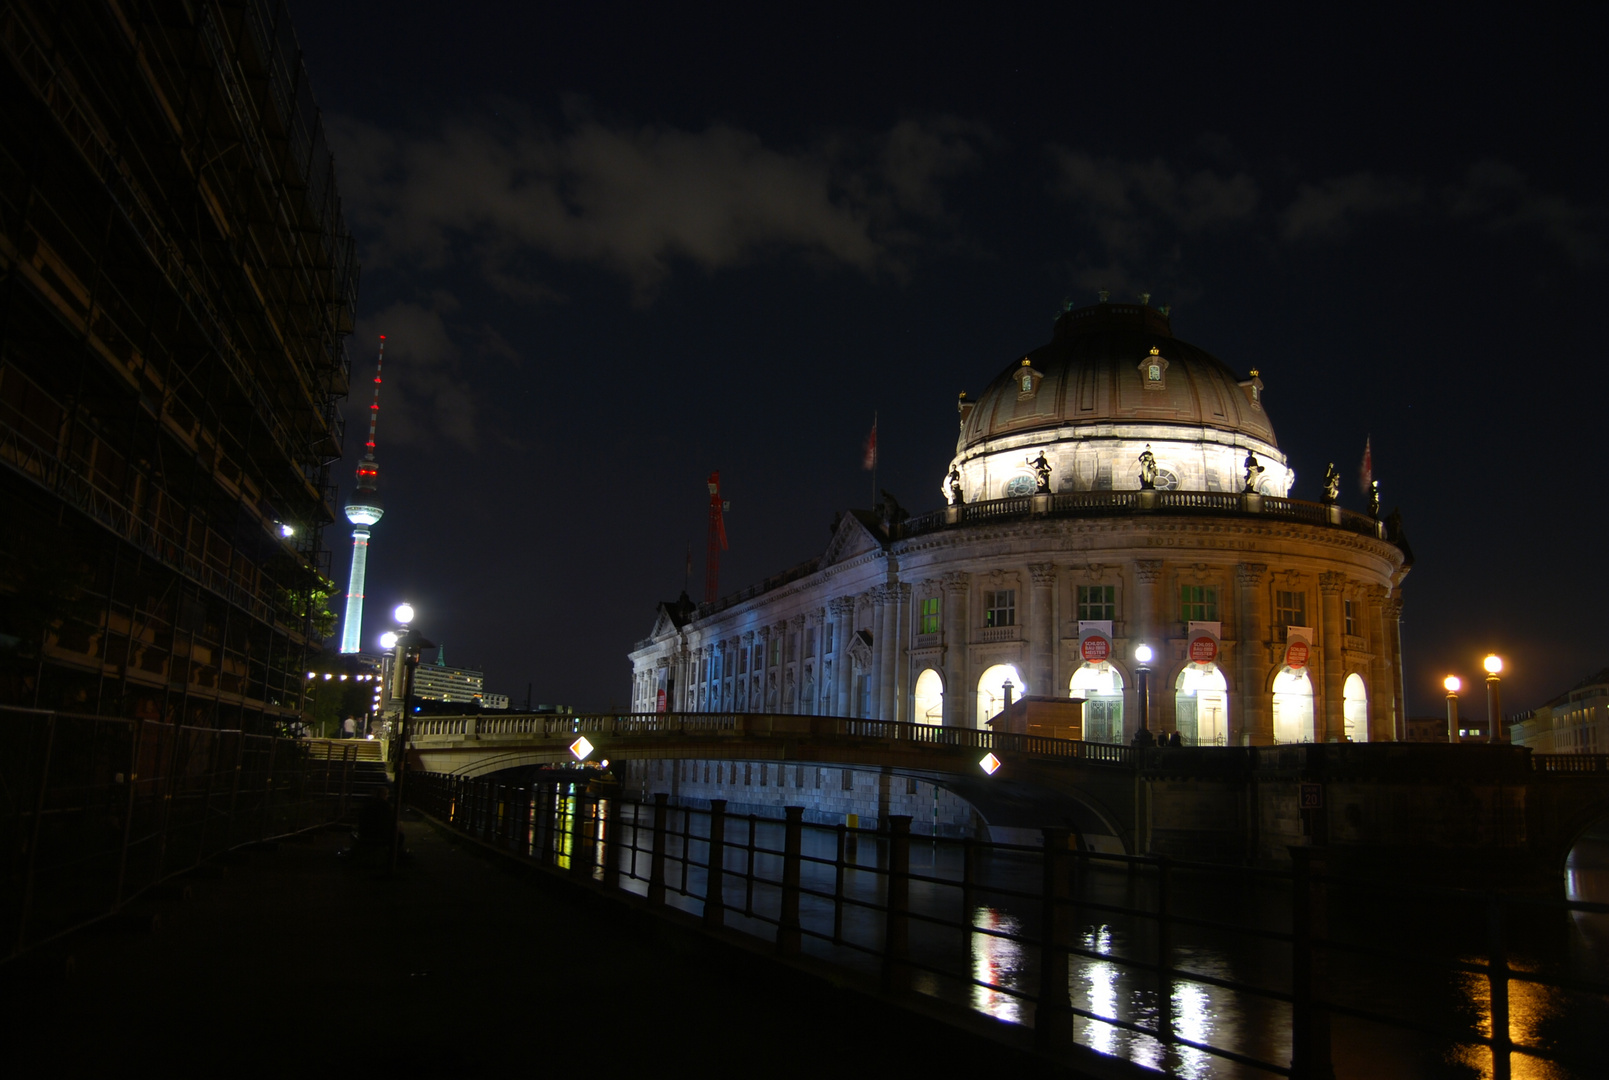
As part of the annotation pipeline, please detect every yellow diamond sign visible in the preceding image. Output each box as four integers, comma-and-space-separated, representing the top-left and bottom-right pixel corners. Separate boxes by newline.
569, 736, 594, 761
979, 752, 1001, 775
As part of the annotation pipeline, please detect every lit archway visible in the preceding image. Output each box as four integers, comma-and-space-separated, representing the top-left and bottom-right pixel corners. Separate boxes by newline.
976, 664, 1027, 729
1343, 673, 1369, 742
913, 668, 944, 726
1175, 665, 1229, 745
1272, 667, 1315, 743
1070, 663, 1125, 743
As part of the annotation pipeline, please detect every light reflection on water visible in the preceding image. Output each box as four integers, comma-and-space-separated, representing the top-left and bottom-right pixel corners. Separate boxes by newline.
969, 908, 1024, 1022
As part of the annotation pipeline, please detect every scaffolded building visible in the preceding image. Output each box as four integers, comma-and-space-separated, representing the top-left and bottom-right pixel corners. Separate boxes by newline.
0, 1, 358, 732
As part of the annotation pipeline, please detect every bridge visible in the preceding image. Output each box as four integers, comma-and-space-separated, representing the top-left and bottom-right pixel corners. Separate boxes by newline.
409, 712, 1609, 887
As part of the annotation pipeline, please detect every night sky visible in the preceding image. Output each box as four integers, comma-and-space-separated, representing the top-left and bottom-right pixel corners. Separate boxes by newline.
289, 3, 1607, 717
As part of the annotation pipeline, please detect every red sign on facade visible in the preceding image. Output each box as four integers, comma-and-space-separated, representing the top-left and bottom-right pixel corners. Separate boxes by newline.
1285, 640, 1310, 669
656, 689, 667, 714
1188, 635, 1218, 665
1080, 636, 1111, 662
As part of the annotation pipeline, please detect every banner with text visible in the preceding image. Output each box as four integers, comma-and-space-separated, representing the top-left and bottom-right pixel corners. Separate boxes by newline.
1187, 621, 1223, 667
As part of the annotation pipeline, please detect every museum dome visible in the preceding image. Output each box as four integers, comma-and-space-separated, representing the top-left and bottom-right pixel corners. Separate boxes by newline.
959, 302, 1277, 451
946, 301, 1292, 501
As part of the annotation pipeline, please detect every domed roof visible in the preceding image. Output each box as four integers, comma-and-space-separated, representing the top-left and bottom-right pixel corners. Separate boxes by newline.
958, 302, 1277, 452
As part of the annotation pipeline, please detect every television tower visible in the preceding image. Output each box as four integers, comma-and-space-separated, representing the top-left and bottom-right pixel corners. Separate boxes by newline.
339, 337, 386, 654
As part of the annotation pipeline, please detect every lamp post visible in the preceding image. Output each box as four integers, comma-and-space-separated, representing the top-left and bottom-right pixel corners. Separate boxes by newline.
1444, 675, 1461, 744
1484, 654, 1504, 744
1134, 643, 1154, 746
381, 602, 433, 876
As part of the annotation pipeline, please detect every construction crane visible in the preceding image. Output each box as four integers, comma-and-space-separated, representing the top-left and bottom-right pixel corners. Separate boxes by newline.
705, 470, 729, 604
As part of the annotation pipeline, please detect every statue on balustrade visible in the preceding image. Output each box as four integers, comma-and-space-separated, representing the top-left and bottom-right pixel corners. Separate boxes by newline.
1321, 462, 1340, 505
1367, 480, 1380, 519
1138, 445, 1158, 490
948, 465, 964, 505
1243, 452, 1264, 493
1030, 451, 1052, 493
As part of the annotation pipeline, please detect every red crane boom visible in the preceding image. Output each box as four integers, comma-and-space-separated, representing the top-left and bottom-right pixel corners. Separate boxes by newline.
706, 471, 728, 604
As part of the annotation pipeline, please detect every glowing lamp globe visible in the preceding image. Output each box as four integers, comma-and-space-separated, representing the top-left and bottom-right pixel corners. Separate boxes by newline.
379, 631, 399, 650
1443, 675, 1462, 693
394, 603, 415, 625
1484, 655, 1503, 675
1135, 643, 1154, 665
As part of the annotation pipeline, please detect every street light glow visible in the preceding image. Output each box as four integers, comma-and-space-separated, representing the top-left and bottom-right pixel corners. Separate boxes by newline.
1484, 654, 1503, 675
1135, 643, 1153, 665
1444, 675, 1462, 693
394, 602, 415, 625
379, 631, 399, 650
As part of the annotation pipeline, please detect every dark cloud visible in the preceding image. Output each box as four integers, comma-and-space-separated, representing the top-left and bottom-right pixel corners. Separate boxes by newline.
352, 300, 480, 450
1281, 173, 1425, 241
1448, 159, 1604, 264
329, 111, 987, 302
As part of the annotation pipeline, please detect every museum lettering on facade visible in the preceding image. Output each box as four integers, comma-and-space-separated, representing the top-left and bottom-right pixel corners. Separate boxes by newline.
629, 300, 1411, 746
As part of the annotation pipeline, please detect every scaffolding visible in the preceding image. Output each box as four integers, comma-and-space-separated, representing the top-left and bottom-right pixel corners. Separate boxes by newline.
0, 0, 359, 732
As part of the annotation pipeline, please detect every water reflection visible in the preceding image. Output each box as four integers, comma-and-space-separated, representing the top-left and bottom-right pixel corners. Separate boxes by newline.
969, 907, 1024, 1022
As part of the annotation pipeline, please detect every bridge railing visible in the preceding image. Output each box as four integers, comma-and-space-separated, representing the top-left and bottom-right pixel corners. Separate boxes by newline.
411, 774, 1609, 1080
0, 706, 366, 964
408, 711, 1136, 767
1531, 753, 1608, 773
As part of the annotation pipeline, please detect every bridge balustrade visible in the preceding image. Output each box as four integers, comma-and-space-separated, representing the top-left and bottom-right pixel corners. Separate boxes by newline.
410, 772, 1609, 1080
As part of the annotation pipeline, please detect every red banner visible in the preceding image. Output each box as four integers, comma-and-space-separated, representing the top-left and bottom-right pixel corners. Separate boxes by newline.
1188, 634, 1218, 665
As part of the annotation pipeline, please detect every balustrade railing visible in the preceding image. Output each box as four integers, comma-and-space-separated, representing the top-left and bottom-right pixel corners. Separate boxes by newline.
409, 776, 1609, 1080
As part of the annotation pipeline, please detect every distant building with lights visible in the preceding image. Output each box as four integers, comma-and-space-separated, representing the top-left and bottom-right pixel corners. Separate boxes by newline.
629, 300, 1413, 746
1511, 667, 1609, 754
412, 653, 486, 705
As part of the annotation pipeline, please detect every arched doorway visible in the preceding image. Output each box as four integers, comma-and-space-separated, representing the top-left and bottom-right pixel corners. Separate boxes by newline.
1175, 665, 1229, 745
913, 668, 944, 726
1069, 662, 1125, 743
976, 664, 1027, 729
1343, 673, 1369, 742
1272, 667, 1315, 743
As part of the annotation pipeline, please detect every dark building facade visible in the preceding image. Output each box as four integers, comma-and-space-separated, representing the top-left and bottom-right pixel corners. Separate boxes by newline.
0, 1, 357, 731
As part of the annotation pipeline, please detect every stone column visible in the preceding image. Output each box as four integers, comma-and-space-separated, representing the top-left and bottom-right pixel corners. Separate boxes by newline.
1132, 560, 1164, 742
787, 615, 805, 714
879, 583, 909, 722
1365, 586, 1392, 741
941, 572, 971, 728
1319, 572, 1346, 742
1385, 592, 1407, 742
830, 597, 855, 716
740, 631, 755, 711
1236, 563, 1271, 745
1028, 564, 1057, 698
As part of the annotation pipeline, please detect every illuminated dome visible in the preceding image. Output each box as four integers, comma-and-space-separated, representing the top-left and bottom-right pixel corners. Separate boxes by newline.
946, 302, 1292, 501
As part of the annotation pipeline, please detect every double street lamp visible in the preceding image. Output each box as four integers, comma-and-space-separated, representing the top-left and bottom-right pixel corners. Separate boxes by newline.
379, 602, 433, 875
1444, 654, 1506, 745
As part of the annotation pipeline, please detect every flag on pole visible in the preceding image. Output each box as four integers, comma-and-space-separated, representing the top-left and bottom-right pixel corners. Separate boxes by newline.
1358, 436, 1373, 496
862, 416, 878, 471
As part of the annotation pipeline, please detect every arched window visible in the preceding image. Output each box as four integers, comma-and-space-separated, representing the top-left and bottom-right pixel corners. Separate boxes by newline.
976, 664, 1027, 729
1272, 667, 1315, 743
1176, 665, 1229, 745
913, 668, 944, 726
1069, 662, 1124, 743
1344, 673, 1369, 743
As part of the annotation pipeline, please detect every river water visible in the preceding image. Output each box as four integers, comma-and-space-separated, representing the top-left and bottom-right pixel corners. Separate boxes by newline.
506, 792, 1607, 1079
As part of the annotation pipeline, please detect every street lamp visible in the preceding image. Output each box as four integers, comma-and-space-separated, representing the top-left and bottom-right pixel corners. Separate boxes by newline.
1484, 654, 1504, 744
384, 602, 434, 876
1134, 643, 1154, 746
1444, 675, 1461, 743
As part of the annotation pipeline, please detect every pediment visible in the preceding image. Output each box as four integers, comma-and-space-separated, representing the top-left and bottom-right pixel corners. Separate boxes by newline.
821, 511, 885, 567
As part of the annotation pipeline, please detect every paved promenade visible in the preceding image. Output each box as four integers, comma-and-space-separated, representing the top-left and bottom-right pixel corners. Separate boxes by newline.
9, 808, 1105, 1078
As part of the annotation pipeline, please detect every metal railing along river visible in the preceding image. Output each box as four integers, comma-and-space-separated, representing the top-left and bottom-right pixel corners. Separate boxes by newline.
412, 771, 1609, 1080
1, 706, 377, 962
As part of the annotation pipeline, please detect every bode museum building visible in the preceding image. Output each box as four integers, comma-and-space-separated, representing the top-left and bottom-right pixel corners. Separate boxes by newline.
629, 300, 1411, 748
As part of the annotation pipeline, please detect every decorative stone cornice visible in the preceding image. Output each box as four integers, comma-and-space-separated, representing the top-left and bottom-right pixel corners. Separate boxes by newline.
1135, 559, 1163, 584
941, 571, 971, 594
1236, 562, 1268, 587
829, 596, 856, 618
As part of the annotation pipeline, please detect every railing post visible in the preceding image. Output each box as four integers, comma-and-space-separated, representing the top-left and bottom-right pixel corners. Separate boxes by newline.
569, 792, 592, 878
602, 798, 623, 891
881, 814, 912, 992
833, 823, 847, 944
1035, 827, 1076, 1052
1155, 855, 1178, 1072
1488, 893, 1512, 1080
648, 792, 668, 904
777, 806, 804, 956
703, 799, 727, 929
1289, 847, 1334, 1080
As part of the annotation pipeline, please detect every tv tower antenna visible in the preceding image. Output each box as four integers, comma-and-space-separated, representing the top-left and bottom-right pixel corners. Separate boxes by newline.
705, 471, 729, 604
339, 337, 387, 654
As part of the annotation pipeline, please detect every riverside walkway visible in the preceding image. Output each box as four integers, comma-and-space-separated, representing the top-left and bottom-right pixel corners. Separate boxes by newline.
7, 808, 1097, 1078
